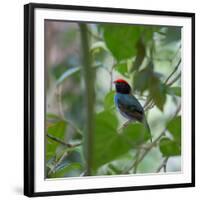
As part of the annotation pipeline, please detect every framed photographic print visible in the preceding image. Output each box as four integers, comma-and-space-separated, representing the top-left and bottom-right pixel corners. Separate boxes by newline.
24, 3, 195, 197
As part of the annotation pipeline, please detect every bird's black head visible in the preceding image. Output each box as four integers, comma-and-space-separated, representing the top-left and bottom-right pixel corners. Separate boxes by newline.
114, 79, 131, 94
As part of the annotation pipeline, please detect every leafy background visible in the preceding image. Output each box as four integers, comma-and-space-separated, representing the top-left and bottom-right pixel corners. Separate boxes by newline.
45, 20, 181, 178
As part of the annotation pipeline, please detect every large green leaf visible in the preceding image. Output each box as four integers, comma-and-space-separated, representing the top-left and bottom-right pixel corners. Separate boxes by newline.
123, 123, 151, 145
92, 111, 150, 170
131, 39, 146, 71
133, 64, 167, 111
133, 67, 152, 93
104, 91, 115, 110
47, 120, 67, 140
46, 139, 58, 161
164, 27, 181, 43
103, 24, 140, 61
159, 137, 181, 156
167, 116, 181, 144
140, 26, 154, 43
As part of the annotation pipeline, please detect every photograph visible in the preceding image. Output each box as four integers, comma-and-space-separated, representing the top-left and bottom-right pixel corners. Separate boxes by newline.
24, 3, 194, 196
45, 20, 182, 178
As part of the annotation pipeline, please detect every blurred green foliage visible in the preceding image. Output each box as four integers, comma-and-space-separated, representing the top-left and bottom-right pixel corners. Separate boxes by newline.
45, 21, 181, 178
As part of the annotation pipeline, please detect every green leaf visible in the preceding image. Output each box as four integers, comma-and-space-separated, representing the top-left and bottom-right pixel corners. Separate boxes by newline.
167, 116, 181, 144
122, 123, 151, 145
92, 111, 150, 170
149, 76, 166, 111
95, 110, 118, 130
92, 111, 119, 170
167, 86, 181, 97
104, 91, 115, 110
115, 63, 129, 77
56, 67, 80, 85
159, 137, 181, 156
164, 27, 181, 43
47, 120, 67, 140
141, 26, 154, 43
131, 39, 146, 71
133, 63, 166, 111
46, 139, 58, 161
103, 24, 140, 61
133, 67, 152, 93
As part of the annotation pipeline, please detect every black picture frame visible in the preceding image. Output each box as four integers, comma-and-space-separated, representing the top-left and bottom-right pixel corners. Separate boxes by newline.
24, 3, 195, 197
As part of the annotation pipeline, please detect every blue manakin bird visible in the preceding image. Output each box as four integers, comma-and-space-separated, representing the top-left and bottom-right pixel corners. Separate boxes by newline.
113, 78, 152, 142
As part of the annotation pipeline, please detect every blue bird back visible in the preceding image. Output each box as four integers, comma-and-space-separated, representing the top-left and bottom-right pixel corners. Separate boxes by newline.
114, 93, 144, 121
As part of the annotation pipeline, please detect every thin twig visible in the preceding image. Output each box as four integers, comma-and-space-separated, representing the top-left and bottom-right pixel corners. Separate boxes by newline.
48, 151, 68, 176
164, 59, 181, 84
133, 149, 141, 173
64, 119, 83, 136
156, 157, 169, 173
47, 133, 82, 148
167, 72, 181, 86
144, 99, 154, 111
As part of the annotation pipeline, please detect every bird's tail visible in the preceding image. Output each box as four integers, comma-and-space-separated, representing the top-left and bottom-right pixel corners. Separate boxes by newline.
142, 117, 152, 142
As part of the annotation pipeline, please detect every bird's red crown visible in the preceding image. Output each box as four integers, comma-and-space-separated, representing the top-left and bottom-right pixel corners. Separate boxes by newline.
113, 79, 129, 84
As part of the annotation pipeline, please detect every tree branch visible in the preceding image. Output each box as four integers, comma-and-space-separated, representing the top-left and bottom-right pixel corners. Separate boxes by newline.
47, 133, 82, 148
80, 24, 95, 176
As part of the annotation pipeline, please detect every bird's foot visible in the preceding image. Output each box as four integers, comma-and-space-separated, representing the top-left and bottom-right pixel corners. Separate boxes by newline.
118, 120, 132, 132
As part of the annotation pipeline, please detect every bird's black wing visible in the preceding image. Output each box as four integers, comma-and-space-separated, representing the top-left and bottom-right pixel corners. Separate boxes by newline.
117, 95, 144, 122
